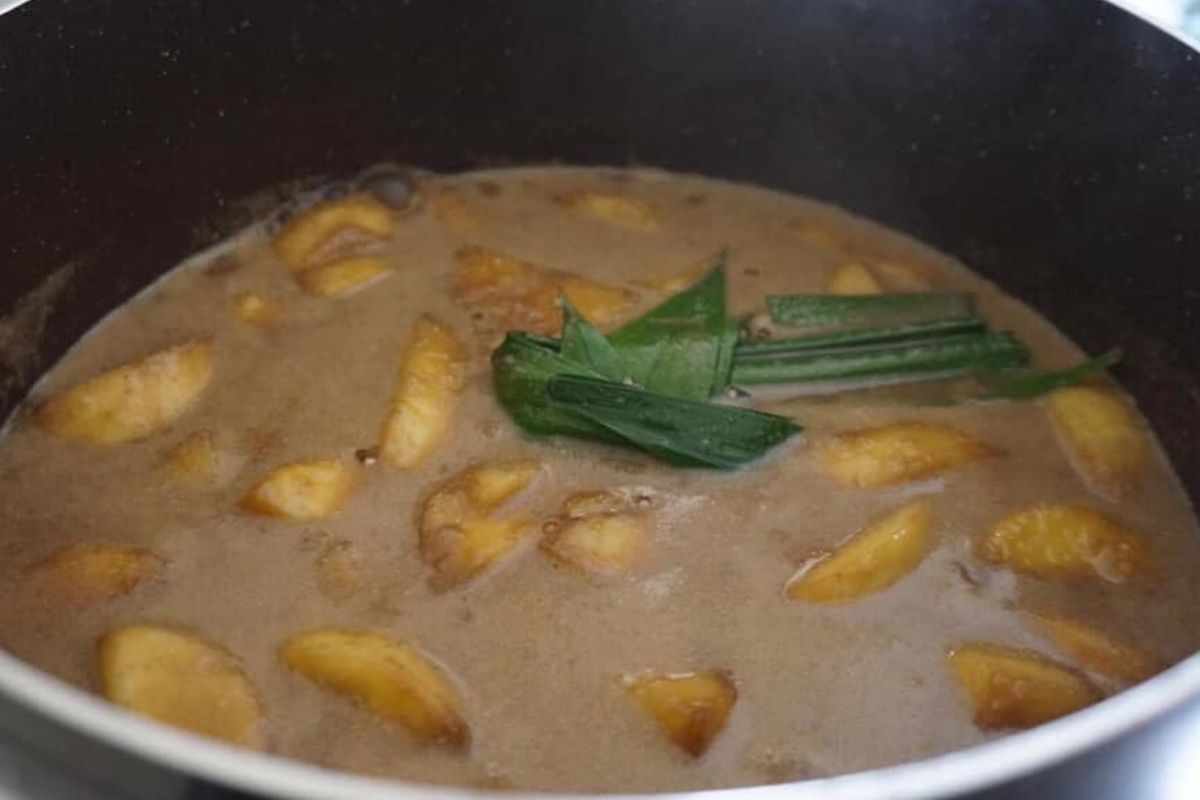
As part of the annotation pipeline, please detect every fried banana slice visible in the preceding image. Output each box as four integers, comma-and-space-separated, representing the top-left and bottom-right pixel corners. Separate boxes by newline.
559, 276, 638, 322
817, 422, 1000, 489
874, 260, 940, 291
461, 461, 541, 507
241, 458, 354, 521
454, 247, 543, 301
636, 262, 708, 293
557, 191, 660, 232
279, 628, 468, 747
99, 625, 265, 748
453, 247, 635, 335
429, 187, 484, 236
826, 262, 883, 295
545, 515, 649, 576
1029, 613, 1159, 684
419, 460, 540, 588
789, 220, 850, 252
627, 671, 737, 757
272, 194, 393, 270
787, 499, 931, 603
947, 643, 1101, 730
162, 430, 221, 485
36, 339, 214, 445
518, 278, 636, 332
977, 504, 1148, 582
560, 488, 643, 517
453, 248, 555, 335
378, 316, 468, 469
232, 292, 282, 327
296, 256, 392, 299
28, 544, 165, 603
1047, 386, 1147, 500
542, 489, 652, 577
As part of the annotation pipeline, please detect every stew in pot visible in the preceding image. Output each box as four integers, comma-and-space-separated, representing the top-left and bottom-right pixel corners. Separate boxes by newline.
0, 166, 1196, 792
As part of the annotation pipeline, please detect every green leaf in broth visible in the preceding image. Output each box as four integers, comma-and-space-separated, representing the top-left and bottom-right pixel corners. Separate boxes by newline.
559, 297, 627, 382
737, 316, 988, 356
731, 331, 1030, 386
765, 291, 975, 329
966, 349, 1123, 403
545, 374, 801, 469
713, 317, 740, 396
609, 252, 728, 399
490, 332, 617, 441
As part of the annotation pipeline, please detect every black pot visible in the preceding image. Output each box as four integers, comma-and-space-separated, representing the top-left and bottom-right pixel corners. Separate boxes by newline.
1, 1, 1198, 797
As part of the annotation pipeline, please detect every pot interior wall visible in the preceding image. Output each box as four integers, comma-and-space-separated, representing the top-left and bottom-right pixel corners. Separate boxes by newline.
1, 0, 1198, 504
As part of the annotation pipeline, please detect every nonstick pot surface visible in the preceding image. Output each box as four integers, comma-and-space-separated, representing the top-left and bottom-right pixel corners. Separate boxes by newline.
2, 1, 1200, 798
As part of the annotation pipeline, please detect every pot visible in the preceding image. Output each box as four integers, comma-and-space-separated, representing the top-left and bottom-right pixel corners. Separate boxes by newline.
1, 0, 1198, 797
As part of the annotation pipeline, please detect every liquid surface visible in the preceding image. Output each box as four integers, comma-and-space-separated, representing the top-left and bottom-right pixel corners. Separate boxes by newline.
0, 167, 1197, 793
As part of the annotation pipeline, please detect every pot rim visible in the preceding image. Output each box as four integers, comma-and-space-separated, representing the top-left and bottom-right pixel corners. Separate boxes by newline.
1, 2, 1196, 795
0, 642, 1197, 799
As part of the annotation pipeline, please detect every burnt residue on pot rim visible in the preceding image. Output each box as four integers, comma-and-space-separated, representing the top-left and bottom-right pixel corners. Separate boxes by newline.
0, 262, 78, 420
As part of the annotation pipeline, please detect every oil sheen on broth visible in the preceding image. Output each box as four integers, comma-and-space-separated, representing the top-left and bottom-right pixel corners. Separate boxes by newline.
0, 167, 1197, 793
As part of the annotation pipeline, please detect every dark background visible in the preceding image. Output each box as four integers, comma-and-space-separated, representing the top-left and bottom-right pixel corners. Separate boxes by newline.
1, 1, 1199, 797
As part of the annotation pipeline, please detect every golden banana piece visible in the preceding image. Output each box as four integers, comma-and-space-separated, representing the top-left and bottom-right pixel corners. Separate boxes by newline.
635, 262, 708, 293
817, 422, 1000, 489
242, 458, 355, 521
1047, 386, 1147, 500
28, 544, 165, 603
231, 292, 281, 327
429, 187, 484, 236
873, 260, 940, 291
100, 625, 265, 748
419, 460, 541, 588
542, 489, 652, 577
454, 247, 634, 335
295, 255, 392, 299
977, 504, 1149, 582
787, 500, 932, 603
948, 643, 1100, 730
162, 430, 221, 485
627, 671, 737, 757
556, 191, 660, 232
378, 316, 468, 469
1029, 613, 1159, 684
37, 339, 214, 445
825, 262, 883, 295
272, 194, 393, 270
280, 628, 468, 747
